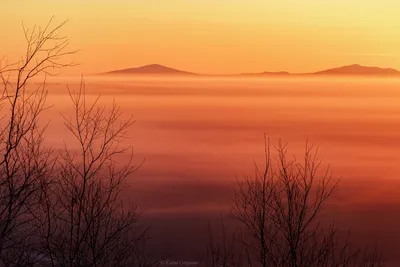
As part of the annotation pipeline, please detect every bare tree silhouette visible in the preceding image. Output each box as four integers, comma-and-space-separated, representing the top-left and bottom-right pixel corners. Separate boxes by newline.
1, 18, 152, 267
0, 17, 75, 266
34, 79, 148, 267
207, 135, 385, 267
32, 80, 147, 267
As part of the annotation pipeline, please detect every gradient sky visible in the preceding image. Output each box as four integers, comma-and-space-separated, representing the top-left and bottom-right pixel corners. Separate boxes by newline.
2, 0, 400, 75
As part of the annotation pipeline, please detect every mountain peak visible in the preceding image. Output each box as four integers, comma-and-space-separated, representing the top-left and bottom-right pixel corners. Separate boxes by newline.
102, 64, 196, 75
141, 64, 167, 69
313, 64, 400, 75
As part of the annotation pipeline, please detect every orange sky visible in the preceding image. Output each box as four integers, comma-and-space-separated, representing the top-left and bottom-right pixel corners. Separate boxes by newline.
2, 1, 400, 75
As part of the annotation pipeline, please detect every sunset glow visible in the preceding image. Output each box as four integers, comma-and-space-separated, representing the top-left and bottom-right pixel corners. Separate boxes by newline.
2, 1, 400, 75
2, 2, 400, 266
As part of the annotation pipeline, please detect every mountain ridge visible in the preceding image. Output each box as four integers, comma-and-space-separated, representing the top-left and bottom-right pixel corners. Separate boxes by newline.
101, 64, 196, 75
99, 64, 400, 76
311, 64, 400, 76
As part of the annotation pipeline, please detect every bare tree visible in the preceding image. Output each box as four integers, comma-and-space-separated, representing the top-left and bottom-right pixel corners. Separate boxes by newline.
0, 17, 75, 266
1, 17, 148, 267
229, 135, 385, 267
35, 79, 147, 267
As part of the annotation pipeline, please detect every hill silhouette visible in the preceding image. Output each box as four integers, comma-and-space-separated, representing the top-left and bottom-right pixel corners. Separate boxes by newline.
311, 64, 400, 76
101, 64, 196, 75
99, 64, 400, 77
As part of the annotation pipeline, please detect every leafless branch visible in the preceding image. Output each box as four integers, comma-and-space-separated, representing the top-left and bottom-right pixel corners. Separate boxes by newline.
0, 17, 75, 266
228, 136, 385, 267
36, 79, 147, 267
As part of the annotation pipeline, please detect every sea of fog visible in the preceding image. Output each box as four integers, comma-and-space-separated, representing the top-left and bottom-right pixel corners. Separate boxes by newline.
22, 76, 400, 265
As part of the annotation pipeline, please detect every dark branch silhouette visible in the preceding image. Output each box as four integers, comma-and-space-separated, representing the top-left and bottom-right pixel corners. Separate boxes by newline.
0, 17, 75, 266
207, 135, 385, 267
1, 18, 151, 267
35, 79, 148, 267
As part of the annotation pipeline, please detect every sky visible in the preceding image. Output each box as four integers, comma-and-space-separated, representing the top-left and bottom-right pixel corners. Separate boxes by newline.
2, 0, 400, 75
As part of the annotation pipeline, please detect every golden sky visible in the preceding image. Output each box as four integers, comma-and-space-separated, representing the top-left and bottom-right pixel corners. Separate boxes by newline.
2, 0, 400, 75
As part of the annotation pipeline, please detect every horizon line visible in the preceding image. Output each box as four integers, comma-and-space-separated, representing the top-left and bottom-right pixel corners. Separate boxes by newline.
91, 63, 400, 77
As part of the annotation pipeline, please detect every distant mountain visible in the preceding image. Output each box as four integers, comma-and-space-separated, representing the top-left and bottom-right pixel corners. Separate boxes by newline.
242, 64, 400, 76
311, 64, 400, 76
101, 64, 197, 75
99, 64, 400, 77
